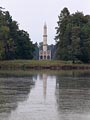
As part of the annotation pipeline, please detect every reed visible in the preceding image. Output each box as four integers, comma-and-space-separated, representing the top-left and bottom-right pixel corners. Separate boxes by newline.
0, 60, 89, 70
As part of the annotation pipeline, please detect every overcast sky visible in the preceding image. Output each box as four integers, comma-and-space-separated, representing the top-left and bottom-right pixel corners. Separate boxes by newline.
0, 0, 90, 44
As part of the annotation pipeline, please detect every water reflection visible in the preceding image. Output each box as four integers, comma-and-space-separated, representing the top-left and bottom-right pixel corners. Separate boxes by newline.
56, 71, 90, 120
0, 76, 35, 120
0, 71, 90, 120
42, 74, 47, 99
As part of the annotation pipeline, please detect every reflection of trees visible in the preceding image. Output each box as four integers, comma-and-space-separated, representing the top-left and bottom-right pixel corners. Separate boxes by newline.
55, 71, 90, 119
55, 71, 90, 78
0, 76, 35, 114
56, 71, 90, 89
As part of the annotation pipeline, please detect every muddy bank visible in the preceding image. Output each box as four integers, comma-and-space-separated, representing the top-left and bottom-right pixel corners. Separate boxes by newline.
24, 65, 90, 70
0, 64, 90, 70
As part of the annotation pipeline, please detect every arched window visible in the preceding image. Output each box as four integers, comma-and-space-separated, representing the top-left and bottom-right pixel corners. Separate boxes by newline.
44, 56, 46, 59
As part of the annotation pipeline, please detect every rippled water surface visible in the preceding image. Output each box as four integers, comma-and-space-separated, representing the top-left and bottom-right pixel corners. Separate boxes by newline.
0, 71, 90, 120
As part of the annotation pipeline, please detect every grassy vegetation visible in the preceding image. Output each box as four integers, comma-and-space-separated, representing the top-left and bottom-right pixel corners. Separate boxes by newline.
0, 69, 90, 77
0, 60, 90, 70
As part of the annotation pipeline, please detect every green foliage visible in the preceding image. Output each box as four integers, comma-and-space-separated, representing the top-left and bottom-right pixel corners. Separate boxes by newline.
15, 30, 34, 59
55, 7, 90, 63
0, 9, 34, 60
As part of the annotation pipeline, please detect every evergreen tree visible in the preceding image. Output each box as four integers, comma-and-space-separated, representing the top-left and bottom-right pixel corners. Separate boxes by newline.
55, 7, 90, 63
55, 7, 70, 60
0, 8, 34, 60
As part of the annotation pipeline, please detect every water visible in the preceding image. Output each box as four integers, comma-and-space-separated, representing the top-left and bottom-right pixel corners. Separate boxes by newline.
0, 71, 90, 120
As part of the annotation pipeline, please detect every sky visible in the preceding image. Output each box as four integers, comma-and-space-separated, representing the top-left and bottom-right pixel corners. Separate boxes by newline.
0, 0, 90, 45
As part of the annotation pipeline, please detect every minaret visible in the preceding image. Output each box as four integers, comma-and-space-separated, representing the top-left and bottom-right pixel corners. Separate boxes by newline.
39, 23, 51, 60
43, 23, 47, 51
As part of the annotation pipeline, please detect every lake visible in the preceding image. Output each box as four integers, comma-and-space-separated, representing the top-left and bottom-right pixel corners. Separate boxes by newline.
0, 70, 90, 120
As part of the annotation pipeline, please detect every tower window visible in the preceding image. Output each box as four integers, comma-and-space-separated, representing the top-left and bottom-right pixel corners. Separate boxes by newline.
44, 56, 46, 59
40, 56, 43, 59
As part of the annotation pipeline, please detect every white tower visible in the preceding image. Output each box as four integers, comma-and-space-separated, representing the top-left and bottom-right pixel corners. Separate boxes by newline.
39, 23, 51, 60
43, 23, 47, 51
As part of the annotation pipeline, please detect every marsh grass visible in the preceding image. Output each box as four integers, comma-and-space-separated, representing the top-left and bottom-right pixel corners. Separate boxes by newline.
0, 69, 90, 77
0, 60, 89, 70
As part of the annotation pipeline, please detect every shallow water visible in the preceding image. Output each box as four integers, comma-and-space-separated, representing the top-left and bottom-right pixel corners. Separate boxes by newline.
0, 71, 90, 120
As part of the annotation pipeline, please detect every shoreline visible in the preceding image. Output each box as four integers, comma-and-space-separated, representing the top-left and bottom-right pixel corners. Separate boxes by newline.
0, 60, 90, 70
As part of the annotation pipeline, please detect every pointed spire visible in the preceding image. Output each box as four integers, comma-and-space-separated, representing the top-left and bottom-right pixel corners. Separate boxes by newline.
44, 22, 47, 28
43, 22, 47, 51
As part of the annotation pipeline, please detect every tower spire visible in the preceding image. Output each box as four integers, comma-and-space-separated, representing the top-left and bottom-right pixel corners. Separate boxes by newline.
43, 22, 47, 51
39, 23, 51, 60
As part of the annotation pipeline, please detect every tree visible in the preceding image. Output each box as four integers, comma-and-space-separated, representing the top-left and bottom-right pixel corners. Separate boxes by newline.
80, 22, 90, 63
55, 7, 90, 63
33, 42, 39, 60
70, 27, 81, 63
15, 30, 34, 59
55, 7, 70, 60
0, 8, 35, 60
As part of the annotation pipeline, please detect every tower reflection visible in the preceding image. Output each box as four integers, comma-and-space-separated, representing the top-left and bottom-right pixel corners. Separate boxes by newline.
43, 74, 47, 99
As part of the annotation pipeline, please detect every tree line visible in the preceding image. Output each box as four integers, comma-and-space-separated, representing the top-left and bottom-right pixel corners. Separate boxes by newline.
55, 7, 90, 63
0, 8, 34, 60
1, 7, 90, 62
